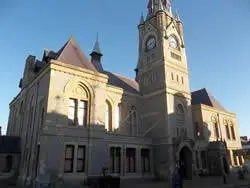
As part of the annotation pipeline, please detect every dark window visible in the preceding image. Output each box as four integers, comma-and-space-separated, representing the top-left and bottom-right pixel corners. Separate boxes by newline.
64, 145, 74, 173
225, 124, 231, 140
231, 126, 236, 140
171, 73, 174, 80
3, 155, 13, 173
196, 151, 200, 169
214, 122, 219, 139
233, 151, 238, 165
141, 149, 151, 173
77, 146, 85, 172
201, 151, 207, 169
110, 147, 121, 173
126, 148, 136, 173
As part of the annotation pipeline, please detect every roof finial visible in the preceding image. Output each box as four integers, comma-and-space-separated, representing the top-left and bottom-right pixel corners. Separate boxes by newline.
139, 12, 144, 25
175, 8, 180, 21
92, 33, 102, 55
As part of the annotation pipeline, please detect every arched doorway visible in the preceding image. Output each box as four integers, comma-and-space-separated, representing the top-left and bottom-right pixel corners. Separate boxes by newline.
179, 146, 193, 179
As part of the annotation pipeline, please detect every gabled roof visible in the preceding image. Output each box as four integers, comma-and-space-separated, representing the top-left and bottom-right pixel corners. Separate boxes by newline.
42, 37, 139, 94
191, 88, 226, 111
104, 71, 139, 94
55, 37, 97, 72
0, 136, 21, 154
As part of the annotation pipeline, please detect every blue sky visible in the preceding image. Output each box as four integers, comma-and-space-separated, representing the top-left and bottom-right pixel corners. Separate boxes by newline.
0, 0, 250, 136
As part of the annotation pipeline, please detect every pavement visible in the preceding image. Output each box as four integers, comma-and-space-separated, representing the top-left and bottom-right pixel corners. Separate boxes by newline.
120, 173, 250, 188
1, 173, 250, 188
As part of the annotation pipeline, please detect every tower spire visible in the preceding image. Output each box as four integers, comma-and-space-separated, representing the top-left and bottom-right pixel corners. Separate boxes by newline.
139, 12, 144, 25
90, 33, 103, 72
92, 33, 102, 55
147, 0, 172, 16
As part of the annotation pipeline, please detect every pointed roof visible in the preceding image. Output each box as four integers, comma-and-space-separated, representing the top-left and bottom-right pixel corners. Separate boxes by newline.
191, 88, 226, 111
158, 0, 164, 11
139, 13, 144, 25
91, 34, 102, 55
55, 36, 97, 71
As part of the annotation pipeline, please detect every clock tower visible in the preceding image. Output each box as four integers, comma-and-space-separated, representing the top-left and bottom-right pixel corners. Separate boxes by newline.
136, 0, 194, 179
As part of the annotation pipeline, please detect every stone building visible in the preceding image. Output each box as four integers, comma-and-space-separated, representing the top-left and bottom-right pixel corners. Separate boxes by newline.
6, 0, 243, 185
241, 137, 250, 162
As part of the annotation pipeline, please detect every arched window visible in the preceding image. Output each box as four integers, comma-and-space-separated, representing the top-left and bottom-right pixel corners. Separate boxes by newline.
224, 121, 231, 140
212, 116, 219, 140
176, 104, 184, 114
176, 104, 185, 137
115, 103, 122, 130
105, 100, 112, 131
229, 121, 236, 140
129, 106, 137, 136
67, 84, 89, 127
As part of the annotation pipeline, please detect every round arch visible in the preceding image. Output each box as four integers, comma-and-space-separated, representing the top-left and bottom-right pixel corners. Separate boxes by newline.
64, 78, 94, 126
176, 144, 193, 179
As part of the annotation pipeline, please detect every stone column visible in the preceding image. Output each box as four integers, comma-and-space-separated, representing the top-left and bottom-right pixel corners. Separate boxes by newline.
229, 150, 234, 166
236, 156, 240, 166
241, 155, 245, 165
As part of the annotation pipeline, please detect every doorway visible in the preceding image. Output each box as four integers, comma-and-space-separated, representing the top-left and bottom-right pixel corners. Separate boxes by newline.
179, 146, 193, 179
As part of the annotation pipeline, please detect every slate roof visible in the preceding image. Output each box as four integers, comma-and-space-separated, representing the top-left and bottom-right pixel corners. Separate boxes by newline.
104, 71, 139, 94
0, 136, 21, 154
191, 88, 226, 111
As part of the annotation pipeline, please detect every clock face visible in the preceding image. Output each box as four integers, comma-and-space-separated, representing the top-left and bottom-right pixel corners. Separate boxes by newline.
169, 35, 178, 49
146, 37, 156, 50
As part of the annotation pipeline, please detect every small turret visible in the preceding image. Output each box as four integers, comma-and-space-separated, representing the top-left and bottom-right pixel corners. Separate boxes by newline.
90, 35, 103, 72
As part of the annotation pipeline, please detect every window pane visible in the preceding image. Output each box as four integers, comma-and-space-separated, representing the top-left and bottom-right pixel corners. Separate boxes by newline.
79, 101, 87, 109
78, 101, 87, 126
69, 99, 76, 107
68, 99, 76, 125
64, 145, 74, 173
77, 146, 85, 159
65, 147, 74, 158
77, 160, 84, 172
64, 160, 73, 172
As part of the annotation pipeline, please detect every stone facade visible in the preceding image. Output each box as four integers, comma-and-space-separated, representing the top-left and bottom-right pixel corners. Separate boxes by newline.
6, 0, 243, 186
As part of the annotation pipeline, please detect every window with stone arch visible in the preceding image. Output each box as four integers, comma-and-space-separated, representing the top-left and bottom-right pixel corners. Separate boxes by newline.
211, 116, 220, 140
224, 119, 231, 140
229, 121, 236, 140
105, 100, 113, 131
67, 83, 90, 127
176, 103, 186, 137
129, 106, 137, 136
